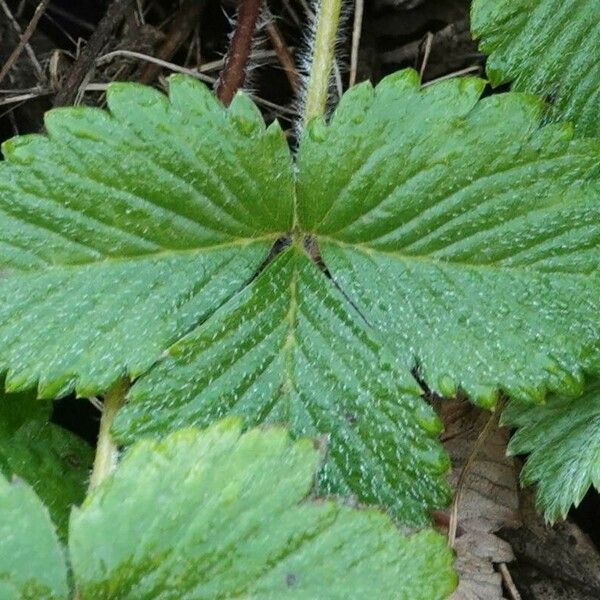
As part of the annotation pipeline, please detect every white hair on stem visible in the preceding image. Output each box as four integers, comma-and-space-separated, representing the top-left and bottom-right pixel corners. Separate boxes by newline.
244, 9, 273, 98
295, 0, 351, 137
215, 1, 272, 100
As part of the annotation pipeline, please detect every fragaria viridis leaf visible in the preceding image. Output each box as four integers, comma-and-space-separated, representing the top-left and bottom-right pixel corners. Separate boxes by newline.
0, 75, 294, 398
120, 71, 600, 480
471, 0, 600, 137
1, 69, 599, 526
0, 420, 458, 599
114, 244, 451, 524
0, 389, 92, 538
0, 474, 68, 599
504, 380, 600, 522
72, 421, 456, 598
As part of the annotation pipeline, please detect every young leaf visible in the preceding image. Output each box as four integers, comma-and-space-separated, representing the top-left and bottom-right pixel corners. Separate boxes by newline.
0, 389, 92, 538
70, 420, 457, 599
0, 75, 294, 398
0, 475, 68, 599
297, 70, 600, 407
504, 381, 600, 522
114, 245, 451, 524
471, 0, 600, 137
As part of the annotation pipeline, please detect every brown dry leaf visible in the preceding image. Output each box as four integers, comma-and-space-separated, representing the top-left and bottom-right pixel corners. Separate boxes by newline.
438, 400, 521, 600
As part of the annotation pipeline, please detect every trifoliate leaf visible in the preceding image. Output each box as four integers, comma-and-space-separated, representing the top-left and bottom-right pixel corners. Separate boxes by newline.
0, 390, 92, 537
0, 475, 68, 599
70, 420, 457, 599
297, 70, 600, 407
472, 0, 600, 137
0, 75, 294, 398
114, 245, 451, 524
504, 381, 600, 522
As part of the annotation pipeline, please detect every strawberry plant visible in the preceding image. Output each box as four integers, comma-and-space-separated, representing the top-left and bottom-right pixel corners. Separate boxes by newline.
503, 382, 600, 522
471, 0, 600, 137
1, 420, 455, 598
0, 0, 598, 597
470, 0, 600, 524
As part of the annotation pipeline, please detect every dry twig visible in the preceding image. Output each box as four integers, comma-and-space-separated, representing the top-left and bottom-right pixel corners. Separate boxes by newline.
139, 0, 207, 84
349, 0, 364, 87
266, 20, 299, 93
419, 31, 434, 78
499, 562, 522, 600
54, 0, 136, 106
97, 50, 214, 84
448, 398, 506, 548
0, 0, 47, 83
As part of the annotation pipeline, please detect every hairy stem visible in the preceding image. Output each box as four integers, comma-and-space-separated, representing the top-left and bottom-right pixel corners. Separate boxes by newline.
303, 0, 344, 124
89, 379, 128, 490
216, 0, 264, 106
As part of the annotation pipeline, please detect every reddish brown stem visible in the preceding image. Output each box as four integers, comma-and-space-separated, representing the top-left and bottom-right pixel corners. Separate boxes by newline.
216, 0, 263, 106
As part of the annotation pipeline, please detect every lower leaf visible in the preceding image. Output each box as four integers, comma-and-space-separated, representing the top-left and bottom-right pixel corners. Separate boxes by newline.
70, 419, 457, 599
0, 475, 68, 599
0, 389, 92, 538
504, 381, 600, 522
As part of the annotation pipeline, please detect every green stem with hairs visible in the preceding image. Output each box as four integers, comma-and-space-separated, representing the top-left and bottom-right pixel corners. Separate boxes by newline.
303, 0, 344, 124
89, 379, 128, 490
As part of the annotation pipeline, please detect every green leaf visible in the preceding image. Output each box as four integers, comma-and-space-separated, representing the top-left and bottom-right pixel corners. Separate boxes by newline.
0, 75, 294, 397
504, 380, 600, 522
115, 245, 450, 524
70, 419, 457, 599
0, 475, 68, 599
0, 390, 92, 538
297, 70, 600, 407
471, 0, 600, 137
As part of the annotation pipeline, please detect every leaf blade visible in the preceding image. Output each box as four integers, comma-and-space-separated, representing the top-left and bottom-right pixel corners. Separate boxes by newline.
114, 245, 451, 525
0, 76, 294, 396
504, 381, 600, 522
297, 71, 600, 406
0, 390, 92, 538
471, 0, 600, 137
0, 475, 68, 599
70, 420, 457, 599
